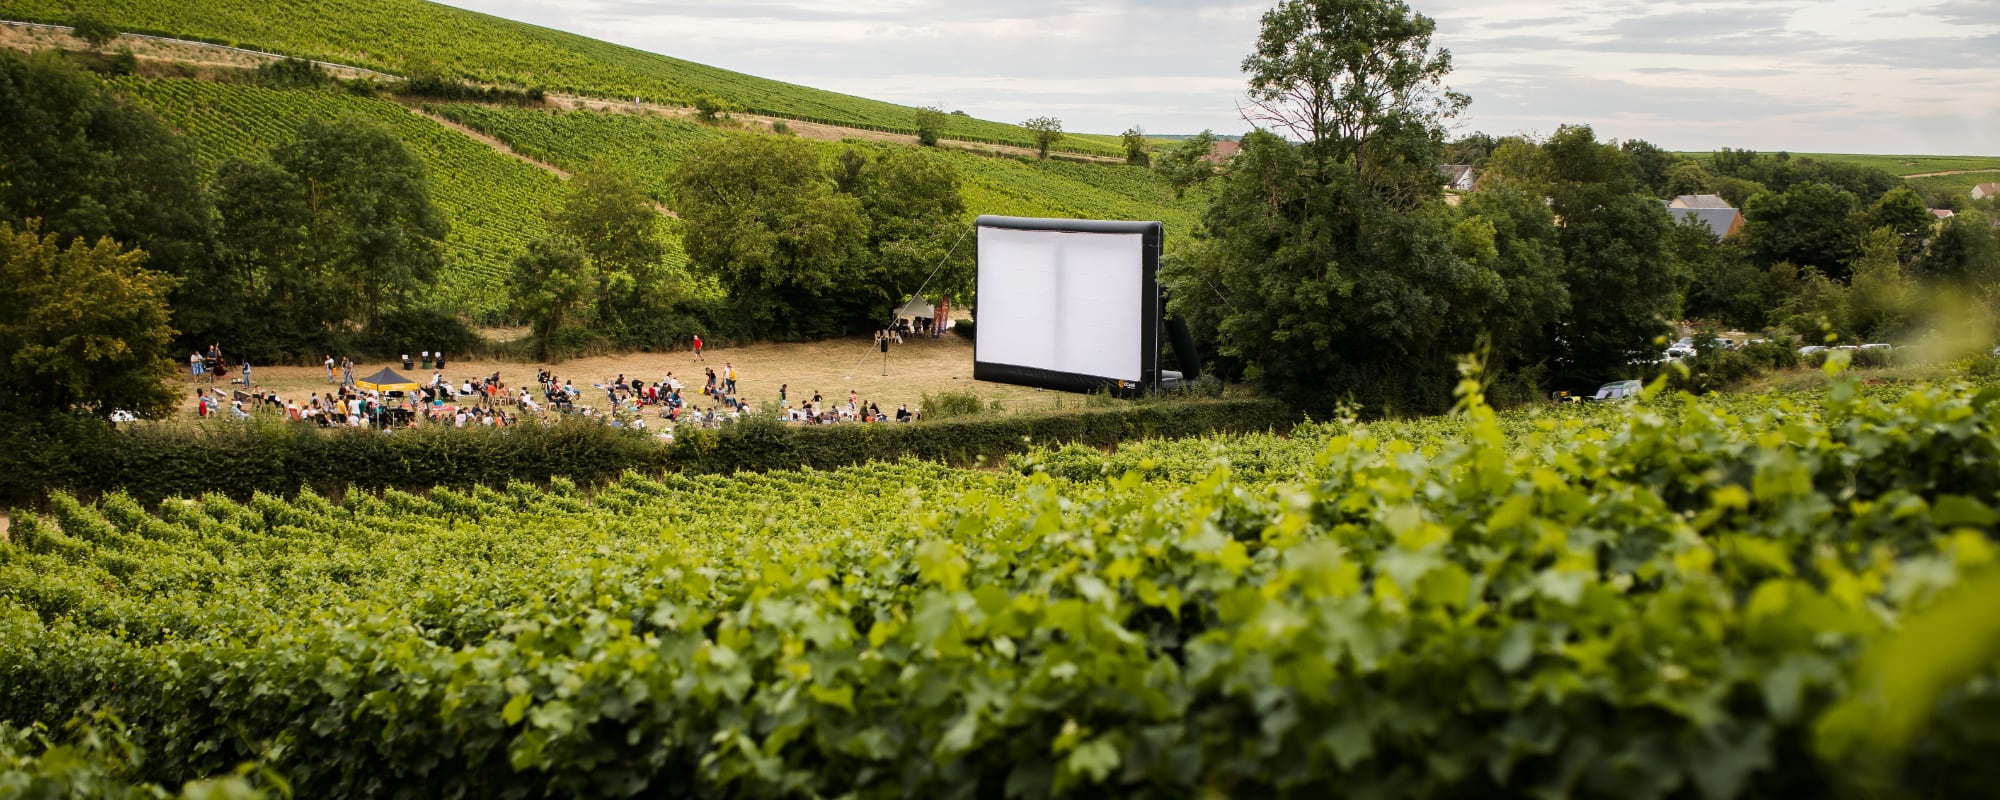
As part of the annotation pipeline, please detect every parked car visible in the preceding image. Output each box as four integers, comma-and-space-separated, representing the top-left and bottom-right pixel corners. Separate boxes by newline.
1588, 380, 1644, 402
1798, 345, 1828, 356
1860, 343, 1893, 351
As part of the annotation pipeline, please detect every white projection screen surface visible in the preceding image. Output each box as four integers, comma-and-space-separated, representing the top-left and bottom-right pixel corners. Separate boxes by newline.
973, 216, 1163, 394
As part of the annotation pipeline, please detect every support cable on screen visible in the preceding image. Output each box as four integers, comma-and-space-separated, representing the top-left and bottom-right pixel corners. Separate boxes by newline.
839, 223, 974, 379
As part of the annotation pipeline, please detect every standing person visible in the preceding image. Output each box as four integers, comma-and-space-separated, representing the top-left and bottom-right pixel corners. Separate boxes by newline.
724, 363, 737, 394
324, 355, 335, 383
692, 333, 705, 361
779, 383, 787, 403
341, 356, 355, 387
240, 357, 252, 387
190, 351, 204, 377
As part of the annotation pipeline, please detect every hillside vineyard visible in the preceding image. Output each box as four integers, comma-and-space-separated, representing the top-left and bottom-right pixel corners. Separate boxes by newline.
4, 377, 1998, 796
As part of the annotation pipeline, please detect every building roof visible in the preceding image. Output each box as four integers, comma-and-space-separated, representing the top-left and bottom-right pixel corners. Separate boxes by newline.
1202, 140, 1241, 163
1670, 206, 1744, 238
1668, 194, 1734, 209
1932, 209, 1957, 219
1973, 182, 2000, 198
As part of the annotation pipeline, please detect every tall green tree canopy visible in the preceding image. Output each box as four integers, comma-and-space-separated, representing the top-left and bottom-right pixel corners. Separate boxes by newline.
0, 224, 180, 417
1914, 210, 2000, 286
842, 147, 970, 304
0, 51, 213, 291
547, 163, 672, 331
505, 239, 592, 360
1741, 182, 1860, 278
271, 115, 447, 329
1154, 131, 1220, 198
1240, 0, 1465, 203
673, 135, 870, 339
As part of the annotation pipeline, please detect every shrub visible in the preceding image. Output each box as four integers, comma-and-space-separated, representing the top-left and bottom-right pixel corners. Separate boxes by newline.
354, 307, 480, 361
921, 390, 985, 420
68, 11, 118, 47
0, 399, 1292, 507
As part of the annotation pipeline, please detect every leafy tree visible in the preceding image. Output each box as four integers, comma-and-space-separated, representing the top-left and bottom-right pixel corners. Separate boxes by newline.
0, 51, 213, 299
1166, 129, 1555, 415
548, 163, 671, 331
271, 115, 447, 328
1553, 191, 1678, 380
68, 10, 118, 48
1663, 161, 1715, 198
506, 240, 592, 360
1914, 210, 2000, 286
841, 146, 972, 311
1021, 116, 1063, 159
211, 156, 325, 357
1863, 187, 1936, 264
1240, 0, 1466, 199
1154, 130, 1219, 198
1539, 127, 1676, 381
1456, 183, 1571, 394
1619, 138, 1676, 196
1478, 138, 1553, 195
0, 224, 179, 416
1769, 263, 1850, 341
673, 135, 870, 339
1673, 218, 1766, 330
1444, 131, 1499, 165
1845, 227, 1913, 340
693, 95, 726, 121
1741, 182, 1860, 278
1545, 124, 1631, 190
914, 105, 947, 147
1121, 127, 1150, 166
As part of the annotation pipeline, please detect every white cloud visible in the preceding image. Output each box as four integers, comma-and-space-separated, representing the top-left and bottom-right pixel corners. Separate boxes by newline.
436, 0, 2000, 154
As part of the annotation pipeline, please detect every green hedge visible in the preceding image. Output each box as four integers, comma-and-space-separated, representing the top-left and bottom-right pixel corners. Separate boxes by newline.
3, 398, 1292, 507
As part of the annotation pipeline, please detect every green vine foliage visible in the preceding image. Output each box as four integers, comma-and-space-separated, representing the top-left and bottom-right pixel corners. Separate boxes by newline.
3, 373, 1998, 797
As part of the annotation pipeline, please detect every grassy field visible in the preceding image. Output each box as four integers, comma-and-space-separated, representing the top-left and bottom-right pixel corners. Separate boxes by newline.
0, 0, 1126, 156
1906, 172, 2000, 199
1673, 151, 2000, 177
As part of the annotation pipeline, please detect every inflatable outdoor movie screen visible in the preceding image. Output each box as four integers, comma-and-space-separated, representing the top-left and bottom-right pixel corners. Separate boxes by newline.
972, 216, 1198, 395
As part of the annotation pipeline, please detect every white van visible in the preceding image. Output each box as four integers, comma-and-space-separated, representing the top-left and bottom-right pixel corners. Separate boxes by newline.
1590, 380, 1644, 402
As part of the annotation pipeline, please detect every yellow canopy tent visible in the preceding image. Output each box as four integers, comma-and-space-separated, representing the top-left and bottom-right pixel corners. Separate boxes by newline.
356, 367, 421, 395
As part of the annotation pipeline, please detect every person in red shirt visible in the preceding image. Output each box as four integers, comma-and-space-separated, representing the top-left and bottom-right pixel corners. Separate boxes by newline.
692, 334, 705, 361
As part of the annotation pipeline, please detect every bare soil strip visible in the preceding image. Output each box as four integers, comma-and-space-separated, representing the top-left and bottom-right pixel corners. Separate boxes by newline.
1901, 169, 2000, 179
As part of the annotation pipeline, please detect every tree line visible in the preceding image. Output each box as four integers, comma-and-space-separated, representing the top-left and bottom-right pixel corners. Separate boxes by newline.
1155, 0, 2000, 417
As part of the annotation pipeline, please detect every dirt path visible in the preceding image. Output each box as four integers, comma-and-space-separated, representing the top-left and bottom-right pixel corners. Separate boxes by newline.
0, 20, 393, 80
1902, 168, 2000, 179
552, 94, 1125, 164
409, 104, 572, 179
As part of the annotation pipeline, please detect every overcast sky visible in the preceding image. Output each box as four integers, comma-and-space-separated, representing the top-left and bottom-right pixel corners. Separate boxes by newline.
438, 0, 1999, 155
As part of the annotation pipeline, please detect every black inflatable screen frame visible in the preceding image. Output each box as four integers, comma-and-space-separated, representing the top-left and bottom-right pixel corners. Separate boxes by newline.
972, 215, 1163, 395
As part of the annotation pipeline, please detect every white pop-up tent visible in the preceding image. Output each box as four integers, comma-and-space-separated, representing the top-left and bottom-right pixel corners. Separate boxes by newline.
893, 297, 935, 329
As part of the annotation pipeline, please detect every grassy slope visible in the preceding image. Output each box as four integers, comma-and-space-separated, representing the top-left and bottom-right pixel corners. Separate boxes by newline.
0, 0, 1123, 156
112, 77, 570, 317
431, 103, 1207, 249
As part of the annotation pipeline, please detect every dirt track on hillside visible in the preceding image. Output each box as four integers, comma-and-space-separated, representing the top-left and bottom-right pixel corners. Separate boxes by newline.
1901, 169, 2000, 179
